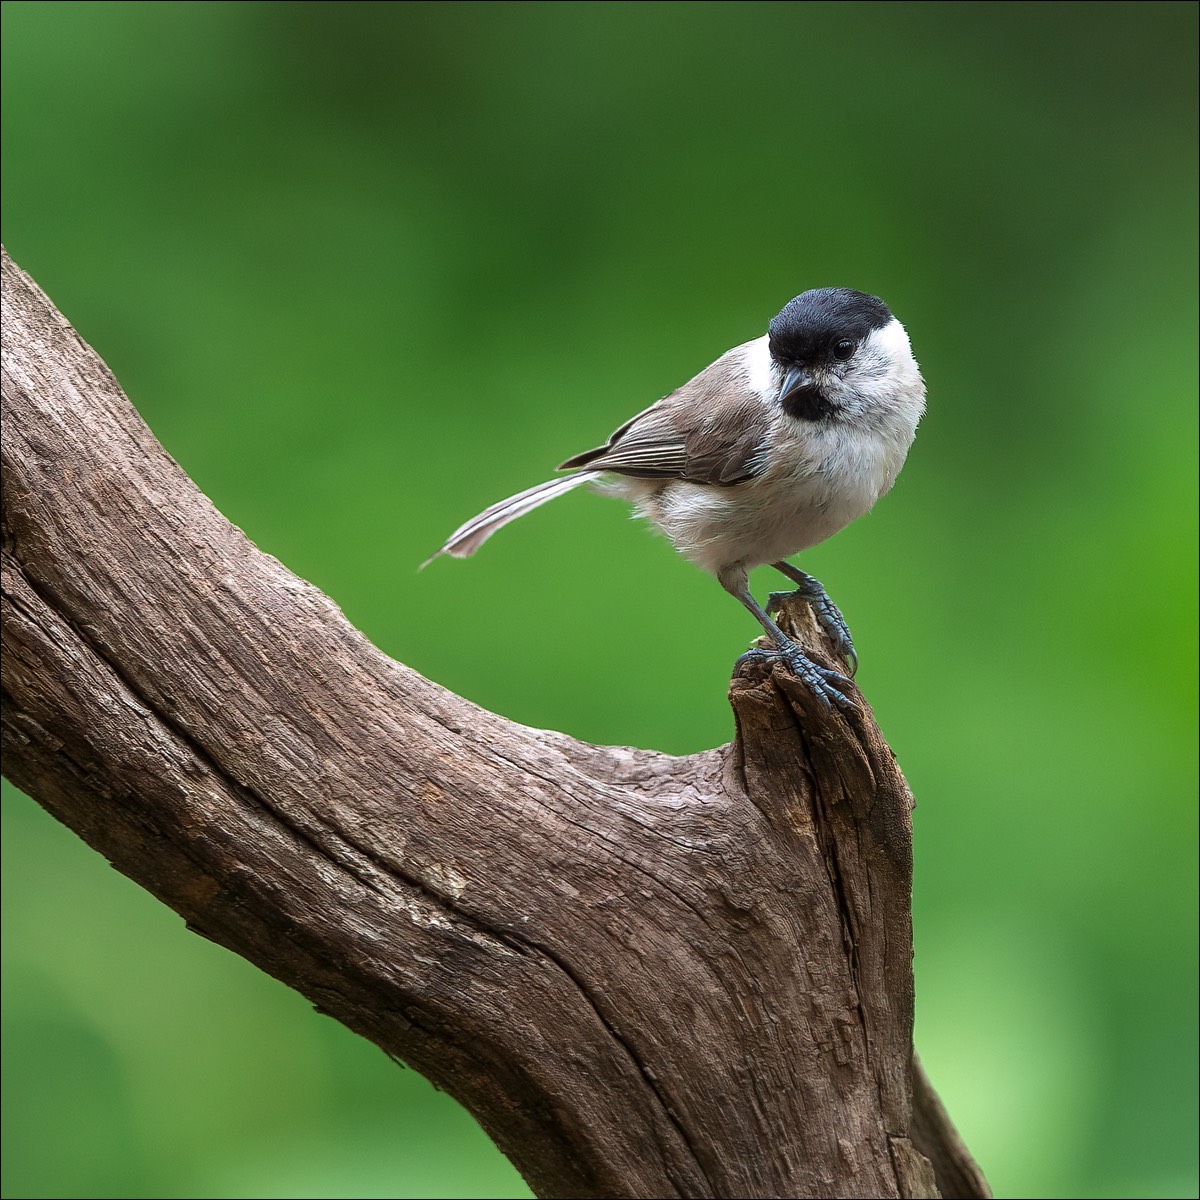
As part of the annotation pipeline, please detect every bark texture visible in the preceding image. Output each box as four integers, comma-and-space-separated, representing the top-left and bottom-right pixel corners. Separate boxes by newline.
0, 246, 989, 1200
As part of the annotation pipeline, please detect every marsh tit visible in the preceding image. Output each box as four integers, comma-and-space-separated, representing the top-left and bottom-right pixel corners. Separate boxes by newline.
427, 288, 926, 709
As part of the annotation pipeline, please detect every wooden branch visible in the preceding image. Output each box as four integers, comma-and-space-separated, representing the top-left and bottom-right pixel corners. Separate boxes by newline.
0, 246, 989, 1200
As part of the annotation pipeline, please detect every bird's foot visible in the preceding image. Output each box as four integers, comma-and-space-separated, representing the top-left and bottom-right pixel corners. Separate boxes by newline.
735, 645, 857, 712
767, 588, 858, 677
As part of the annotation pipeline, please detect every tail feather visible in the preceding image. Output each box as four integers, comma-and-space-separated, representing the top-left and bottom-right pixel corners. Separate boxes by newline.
423, 471, 600, 565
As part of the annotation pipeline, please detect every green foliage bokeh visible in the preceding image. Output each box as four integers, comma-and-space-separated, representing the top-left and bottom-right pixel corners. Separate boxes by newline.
2, 3, 1196, 1198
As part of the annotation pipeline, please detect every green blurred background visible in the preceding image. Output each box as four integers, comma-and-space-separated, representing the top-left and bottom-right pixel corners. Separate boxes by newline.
2, 2, 1196, 1197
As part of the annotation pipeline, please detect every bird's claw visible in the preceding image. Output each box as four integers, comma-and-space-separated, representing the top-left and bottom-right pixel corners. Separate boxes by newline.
784, 649, 857, 711
735, 645, 858, 712
766, 588, 858, 678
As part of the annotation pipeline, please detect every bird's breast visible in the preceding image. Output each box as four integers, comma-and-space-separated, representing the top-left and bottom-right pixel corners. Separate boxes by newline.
623, 417, 913, 574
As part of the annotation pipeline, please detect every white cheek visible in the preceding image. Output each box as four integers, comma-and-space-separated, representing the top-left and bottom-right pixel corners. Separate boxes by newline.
838, 319, 923, 409
872, 316, 915, 359
867, 319, 922, 385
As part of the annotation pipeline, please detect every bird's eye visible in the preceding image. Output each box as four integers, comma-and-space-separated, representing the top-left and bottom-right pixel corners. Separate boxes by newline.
833, 340, 856, 361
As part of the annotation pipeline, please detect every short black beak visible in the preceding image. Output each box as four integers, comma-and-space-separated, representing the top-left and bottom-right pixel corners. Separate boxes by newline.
778, 364, 813, 400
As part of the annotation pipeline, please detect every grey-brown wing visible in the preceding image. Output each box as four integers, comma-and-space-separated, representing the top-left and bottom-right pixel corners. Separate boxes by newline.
680, 395, 769, 484
558, 407, 689, 477
558, 358, 767, 487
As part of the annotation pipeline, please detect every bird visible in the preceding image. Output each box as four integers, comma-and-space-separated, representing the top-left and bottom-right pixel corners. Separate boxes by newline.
425, 288, 926, 708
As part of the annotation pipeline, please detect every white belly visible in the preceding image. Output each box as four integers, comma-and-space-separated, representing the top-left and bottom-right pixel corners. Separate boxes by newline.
619, 419, 913, 575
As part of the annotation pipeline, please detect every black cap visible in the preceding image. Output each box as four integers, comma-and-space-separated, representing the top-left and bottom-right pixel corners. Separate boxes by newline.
767, 288, 893, 364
